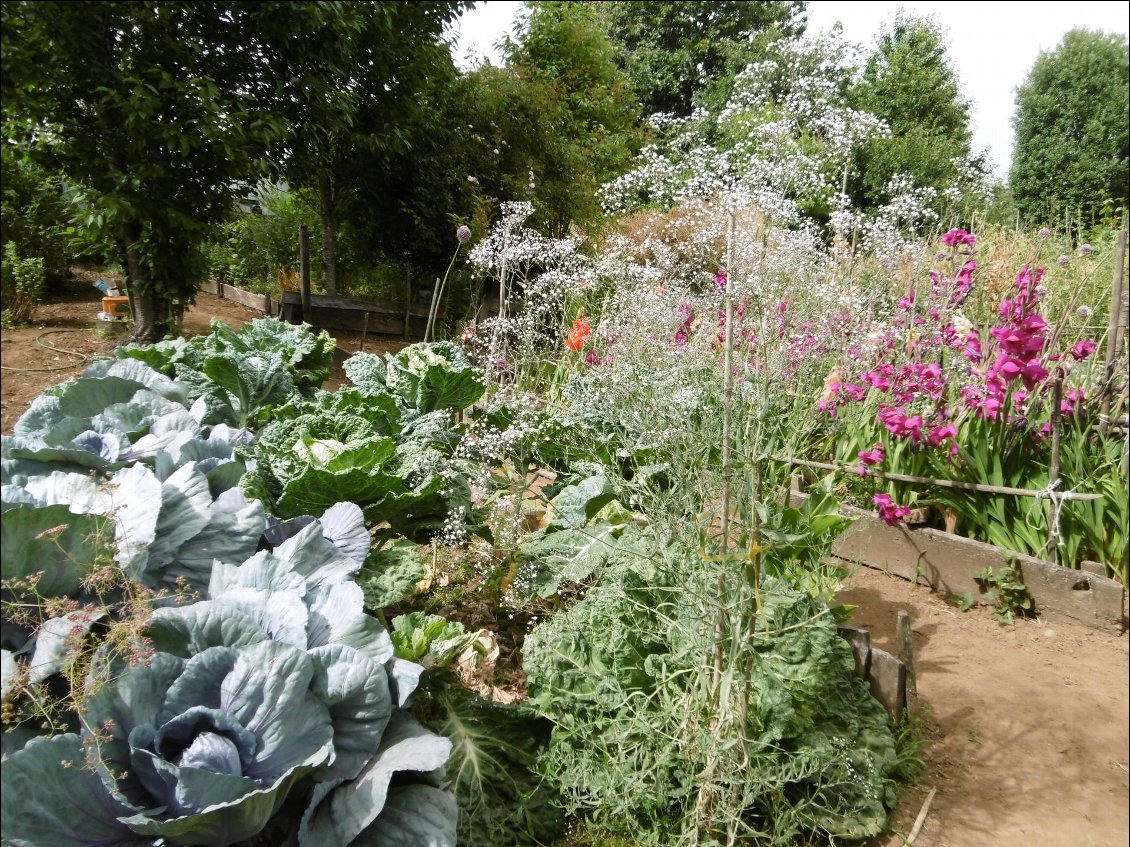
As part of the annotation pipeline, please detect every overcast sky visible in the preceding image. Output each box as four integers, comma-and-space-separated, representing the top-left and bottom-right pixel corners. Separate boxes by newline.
449, 0, 1130, 179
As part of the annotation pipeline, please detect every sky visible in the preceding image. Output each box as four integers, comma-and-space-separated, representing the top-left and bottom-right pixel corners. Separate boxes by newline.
449, 1, 1130, 179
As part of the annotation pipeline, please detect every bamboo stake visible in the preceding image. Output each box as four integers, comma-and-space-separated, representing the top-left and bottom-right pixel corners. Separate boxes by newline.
712, 209, 737, 695
1101, 219, 1128, 430
772, 455, 1101, 501
1047, 372, 1063, 564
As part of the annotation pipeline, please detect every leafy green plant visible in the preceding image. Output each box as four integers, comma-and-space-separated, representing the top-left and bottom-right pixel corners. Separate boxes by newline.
972, 561, 1033, 624
117, 317, 336, 426
0, 240, 46, 325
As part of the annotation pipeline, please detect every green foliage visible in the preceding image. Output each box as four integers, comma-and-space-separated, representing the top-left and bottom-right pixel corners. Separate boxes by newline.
849, 13, 981, 217
259, 1, 467, 295
202, 184, 323, 297
0, 147, 72, 282
436, 688, 567, 847
116, 317, 335, 426
389, 612, 472, 666
506, 2, 642, 189
589, 0, 807, 116
0, 240, 45, 324
347, 342, 486, 414
1010, 29, 1130, 227
523, 542, 899, 845
360, 539, 428, 610
972, 562, 1033, 625
0, 2, 292, 340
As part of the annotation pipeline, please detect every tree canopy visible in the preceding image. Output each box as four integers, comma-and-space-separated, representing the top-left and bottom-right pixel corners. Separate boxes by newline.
1010, 28, 1129, 228
849, 13, 977, 217
587, 0, 807, 117
1, 0, 287, 341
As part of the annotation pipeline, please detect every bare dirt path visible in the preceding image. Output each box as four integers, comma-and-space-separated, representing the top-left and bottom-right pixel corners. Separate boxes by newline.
2, 277, 1127, 847
846, 566, 1128, 847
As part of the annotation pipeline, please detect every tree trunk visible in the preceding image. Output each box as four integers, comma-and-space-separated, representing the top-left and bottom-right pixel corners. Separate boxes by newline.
319, 170, 338, 296
122, 232, 172, 345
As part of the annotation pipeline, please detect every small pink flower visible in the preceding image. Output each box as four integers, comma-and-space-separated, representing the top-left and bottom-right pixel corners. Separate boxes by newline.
941, 229, 976, 248
927, 422, 957, 447
714, 269, 728, 291
1069, 340, 1096, 361
872, 493, 911, 526
859, 443, 885, 465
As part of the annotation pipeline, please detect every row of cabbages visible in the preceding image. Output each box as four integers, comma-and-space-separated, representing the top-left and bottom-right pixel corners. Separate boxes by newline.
1, 322, 486, 846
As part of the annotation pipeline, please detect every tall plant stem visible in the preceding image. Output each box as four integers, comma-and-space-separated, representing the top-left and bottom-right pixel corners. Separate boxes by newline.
424, 243, 464, 342
488, 232, 510, 376
698, 206, 738, 840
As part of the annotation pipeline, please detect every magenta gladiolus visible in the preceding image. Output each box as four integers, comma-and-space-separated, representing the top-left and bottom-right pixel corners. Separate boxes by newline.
1069, 340, 1096, 360
872, 493, 911, 526
941, 229, 976, 248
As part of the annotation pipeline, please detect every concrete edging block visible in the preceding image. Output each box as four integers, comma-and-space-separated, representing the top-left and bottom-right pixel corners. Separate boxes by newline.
805, 498, 1127, 634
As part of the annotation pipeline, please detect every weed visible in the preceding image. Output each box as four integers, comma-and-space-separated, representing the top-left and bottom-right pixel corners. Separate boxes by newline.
972, 561, 1033, 625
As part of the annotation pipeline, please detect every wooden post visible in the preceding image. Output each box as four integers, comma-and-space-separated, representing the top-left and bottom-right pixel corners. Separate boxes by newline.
1101, 220, 1127, 431
897, 610, 916, 700
299, 224, 311, 321
403, 258, 412, 339
359, 310, 369, 353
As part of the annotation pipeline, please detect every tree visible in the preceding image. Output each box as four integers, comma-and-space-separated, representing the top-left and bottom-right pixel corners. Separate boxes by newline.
849, 13, 978, 216
0, 1, 286, 343
1010, 29, 1129, 228
586, 0, 807, 117
257, 1, 468, 295
505, 1, 641, 189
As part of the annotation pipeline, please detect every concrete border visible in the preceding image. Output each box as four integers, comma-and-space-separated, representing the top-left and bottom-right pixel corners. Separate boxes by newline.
797, 493, 1127, 634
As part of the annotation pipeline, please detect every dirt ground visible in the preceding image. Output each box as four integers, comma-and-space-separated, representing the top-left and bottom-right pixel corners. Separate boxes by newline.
0, 273, 407, 434
845, 566, 1129, 847
2, 276, 1127, 846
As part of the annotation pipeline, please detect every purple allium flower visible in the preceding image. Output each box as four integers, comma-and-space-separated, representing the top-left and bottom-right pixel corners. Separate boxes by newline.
1076, 305, 1093, 319
1078, 243, 1093, 256
1037, 227, 1052, 239
456, 225, 472, 243
1056, 255, 1069, 267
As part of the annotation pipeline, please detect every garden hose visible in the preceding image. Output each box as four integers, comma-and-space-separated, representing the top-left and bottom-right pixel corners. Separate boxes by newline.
0, 328, 93, 372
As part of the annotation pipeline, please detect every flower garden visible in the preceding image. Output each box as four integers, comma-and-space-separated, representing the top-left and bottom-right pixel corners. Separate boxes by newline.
3, 199, 1126, 845
2, 10, 1128, 847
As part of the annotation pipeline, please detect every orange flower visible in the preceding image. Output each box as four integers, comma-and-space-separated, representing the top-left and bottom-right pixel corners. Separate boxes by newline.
565, 316, 591, 352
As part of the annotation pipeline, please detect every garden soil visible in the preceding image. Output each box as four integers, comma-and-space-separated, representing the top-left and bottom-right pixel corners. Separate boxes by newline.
2, 277, 1127, 847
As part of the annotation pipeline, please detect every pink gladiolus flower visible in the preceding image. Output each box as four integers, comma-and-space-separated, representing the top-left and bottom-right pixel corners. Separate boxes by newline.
995, 356, 1023, 381
843, 383, 866, 401
941, 229, 976, 248
714, 269, 728, 291
872, 493, 911, 526
859, 443, 885, 465
1061, 388, 1085, 415
1069, 340, 1096, 361
1019, 359, 1048, 389
927, 422, 957, 447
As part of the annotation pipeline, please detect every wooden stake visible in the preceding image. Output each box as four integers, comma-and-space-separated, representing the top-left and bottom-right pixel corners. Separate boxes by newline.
299, 224, 311, 321
359, 310, 369, 353
1101, 220, 1128, 429
906, 788, 937, 846
897, 610, 917, 700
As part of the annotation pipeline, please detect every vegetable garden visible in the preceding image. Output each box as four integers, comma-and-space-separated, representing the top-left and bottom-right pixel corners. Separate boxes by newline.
2, 3, 1128, 846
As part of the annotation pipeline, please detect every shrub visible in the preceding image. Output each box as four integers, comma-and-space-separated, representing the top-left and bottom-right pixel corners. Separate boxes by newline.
0, 240, 46, 324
